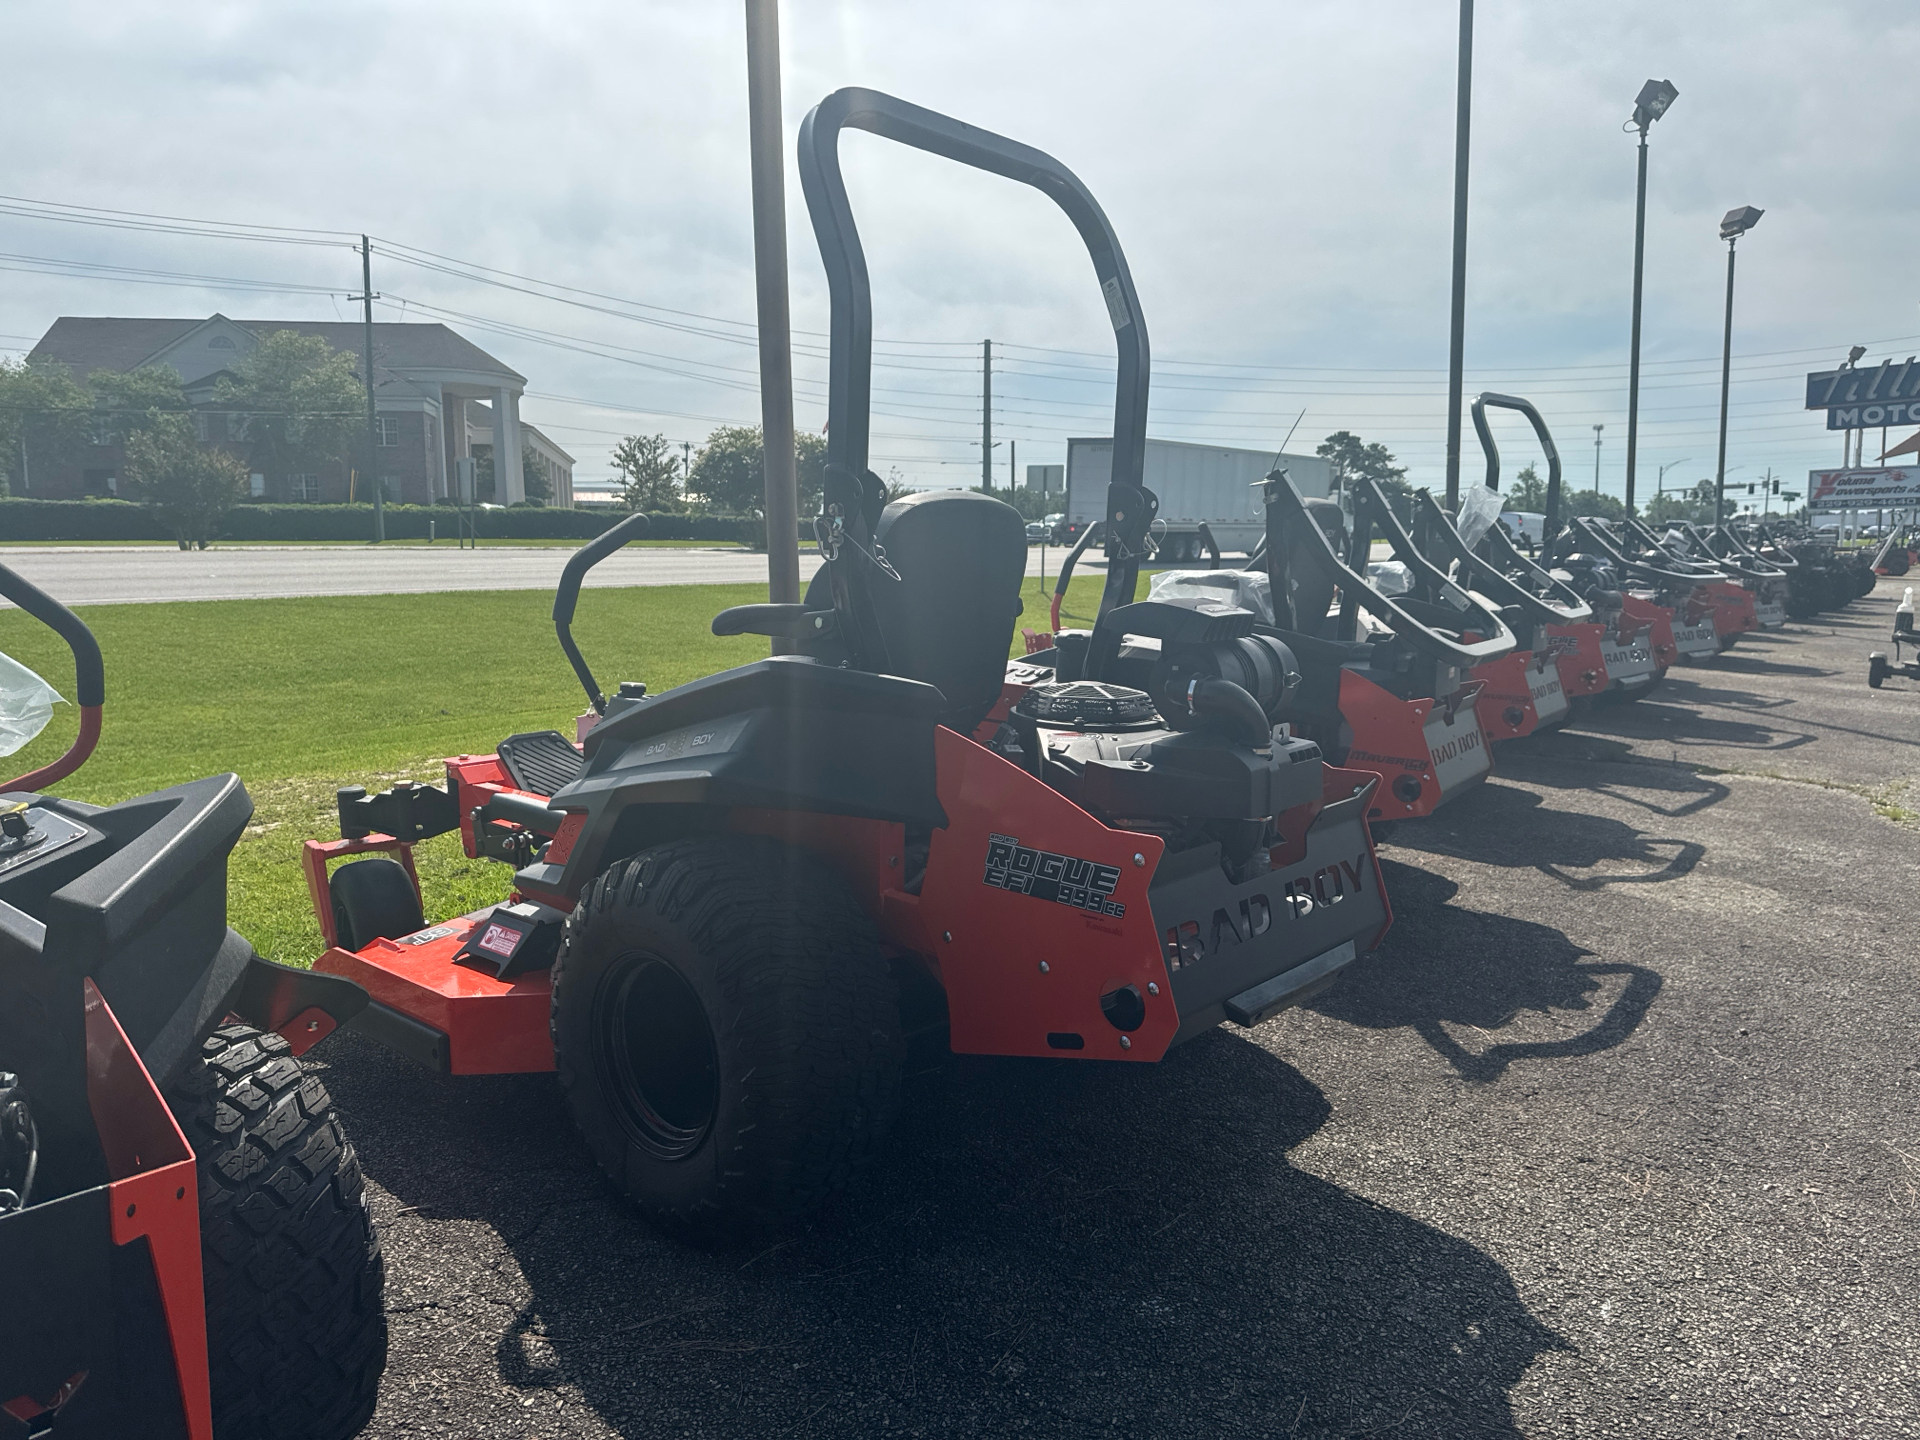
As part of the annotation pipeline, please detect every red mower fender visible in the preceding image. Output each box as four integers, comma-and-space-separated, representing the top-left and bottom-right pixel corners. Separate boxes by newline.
1700, 581, 1758, 642
1543, 621, 1611, 699
1470, 651, 1543, 741
1336, 669, 1491, 821
1619, 594, 1678, 673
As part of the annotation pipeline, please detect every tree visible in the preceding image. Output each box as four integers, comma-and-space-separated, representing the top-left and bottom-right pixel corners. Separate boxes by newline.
213, 330, 363, 490
521, 444, 551, 504
1317, 429, 1418, 522
975, 484, 1054, 521
611, 433, 684, 512
1642, 480, 1714, 527
90, 365, 191, 445
122, 413, 247, 549
0, 359, 93, 496
685, 425, 827, 514
1506, 463, 1550, 512
1565, 488, 1628, 522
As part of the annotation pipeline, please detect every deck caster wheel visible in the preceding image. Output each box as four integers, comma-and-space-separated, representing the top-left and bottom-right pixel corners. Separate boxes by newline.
1869, 653, 1891, 689
328, 858, 424, 950
551, 837, 904, 1233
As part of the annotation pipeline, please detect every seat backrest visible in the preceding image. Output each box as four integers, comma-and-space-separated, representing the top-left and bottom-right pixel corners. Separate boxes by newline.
869, 490, 1027, 729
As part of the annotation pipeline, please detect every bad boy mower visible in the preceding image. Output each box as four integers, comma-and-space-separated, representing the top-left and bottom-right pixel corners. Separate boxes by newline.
1040, 449, 1518, 825
302, 89, 1391, 1235
1464, 393, 1646, 710
0, 565, 385, 1439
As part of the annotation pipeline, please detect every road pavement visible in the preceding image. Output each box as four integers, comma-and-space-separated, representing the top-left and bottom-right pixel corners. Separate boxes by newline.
301, 580, 1919, 1438
0, 544, 1074, 605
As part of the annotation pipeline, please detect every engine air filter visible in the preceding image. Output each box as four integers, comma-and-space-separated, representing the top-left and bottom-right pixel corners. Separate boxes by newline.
1018, 680, 1156, 727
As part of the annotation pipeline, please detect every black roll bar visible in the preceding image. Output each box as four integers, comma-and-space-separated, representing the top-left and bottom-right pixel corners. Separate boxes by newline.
1261, 469, 1514, 666
0, 559, 105, 792
552, 511, 651, 713
797, 88, 1154, 632
1408, 490, 1592, 626
1470, 392, 1565, 547
1562, 515, 1723, 589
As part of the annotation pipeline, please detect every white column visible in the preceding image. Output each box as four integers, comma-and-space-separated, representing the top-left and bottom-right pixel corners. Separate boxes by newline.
493, 386, 525, 504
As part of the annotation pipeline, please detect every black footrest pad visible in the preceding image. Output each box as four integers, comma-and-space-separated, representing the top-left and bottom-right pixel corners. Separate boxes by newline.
497, 730, 585, 798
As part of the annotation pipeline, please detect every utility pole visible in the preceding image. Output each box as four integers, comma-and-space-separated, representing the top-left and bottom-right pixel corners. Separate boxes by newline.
356, 236, 384, 541
1443, 0, 1474, 510
744, 0, 800, 628
981, 339, 993, 490
1009, 438, 1016, 492
1593, 424, 1603, 491
682, 440, 692, 480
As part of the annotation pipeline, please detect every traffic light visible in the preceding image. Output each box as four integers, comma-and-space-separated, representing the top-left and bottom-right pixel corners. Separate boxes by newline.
1747, 484, 1756, 495
1771, 478, 1781, 494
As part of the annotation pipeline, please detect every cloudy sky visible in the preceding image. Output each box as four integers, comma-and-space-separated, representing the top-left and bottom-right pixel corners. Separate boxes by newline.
5, 1, 1917, 506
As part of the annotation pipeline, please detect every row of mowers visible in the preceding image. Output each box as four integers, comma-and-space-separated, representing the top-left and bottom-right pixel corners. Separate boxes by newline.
0, 87, 1889, 1437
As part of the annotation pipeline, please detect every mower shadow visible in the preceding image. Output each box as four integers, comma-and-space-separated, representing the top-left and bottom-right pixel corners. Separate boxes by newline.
1562, 694, 1818, 758
1385, 782, 1705, 889
1494, 734, 1734, 819
1310, 861, 1662, 1084
319, 1028, 1566, 1439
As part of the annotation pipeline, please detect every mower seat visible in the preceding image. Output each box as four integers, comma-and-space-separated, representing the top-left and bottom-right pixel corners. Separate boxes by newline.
864, 490, 1029, 732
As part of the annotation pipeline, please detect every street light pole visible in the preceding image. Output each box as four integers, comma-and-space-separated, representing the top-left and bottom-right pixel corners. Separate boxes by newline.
1443, 0, 1473, 510
1713, 206, 1762, 525
744, 0, 800, 630
1593, 424, 1603, 492
1622, 80, 1677, 517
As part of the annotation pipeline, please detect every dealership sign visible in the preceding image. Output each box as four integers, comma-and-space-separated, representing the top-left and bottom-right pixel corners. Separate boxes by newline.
1806, 466, 1920, 505
1805, 358, 1920, 429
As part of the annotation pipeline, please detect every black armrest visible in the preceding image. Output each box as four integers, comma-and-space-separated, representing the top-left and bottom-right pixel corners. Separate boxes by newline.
711, 604, 840, 641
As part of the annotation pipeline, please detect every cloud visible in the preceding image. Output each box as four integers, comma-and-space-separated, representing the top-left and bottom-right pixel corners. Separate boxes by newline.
3, 0, 1915, 497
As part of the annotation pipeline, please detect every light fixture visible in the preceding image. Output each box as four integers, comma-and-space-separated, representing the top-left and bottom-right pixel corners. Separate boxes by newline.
1632, 78, 1678, 129
1720, 205, 1764, 241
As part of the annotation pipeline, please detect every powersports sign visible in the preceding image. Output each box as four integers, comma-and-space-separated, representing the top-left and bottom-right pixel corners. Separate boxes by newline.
1806, 467, 1920, 506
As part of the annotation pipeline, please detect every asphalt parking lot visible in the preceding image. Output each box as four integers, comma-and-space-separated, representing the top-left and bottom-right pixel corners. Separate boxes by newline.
312, 577, 1920, 1439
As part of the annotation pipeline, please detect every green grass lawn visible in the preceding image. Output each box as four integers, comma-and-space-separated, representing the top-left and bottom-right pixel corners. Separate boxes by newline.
1, 572, 1108, 966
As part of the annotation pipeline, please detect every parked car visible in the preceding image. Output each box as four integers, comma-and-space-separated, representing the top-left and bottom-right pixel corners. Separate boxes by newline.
1026, 521, 1050, 543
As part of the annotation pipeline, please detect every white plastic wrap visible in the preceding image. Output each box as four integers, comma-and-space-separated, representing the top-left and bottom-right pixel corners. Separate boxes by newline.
1367, 560, 1413, 597
0, 651, 64, 758
1457, 484, 1505, 550
1146, 568, 1274, 623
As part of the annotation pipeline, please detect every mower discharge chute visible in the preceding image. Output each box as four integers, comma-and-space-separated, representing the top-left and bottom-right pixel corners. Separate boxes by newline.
0, 563, 385, 1439
306, 88, 1390, 1235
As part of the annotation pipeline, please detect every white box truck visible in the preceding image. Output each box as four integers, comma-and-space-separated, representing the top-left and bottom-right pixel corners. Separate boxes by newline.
1059, 437, 1334, 559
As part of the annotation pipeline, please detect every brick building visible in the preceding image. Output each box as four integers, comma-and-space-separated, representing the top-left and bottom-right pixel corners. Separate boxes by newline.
22, 314, 574, 506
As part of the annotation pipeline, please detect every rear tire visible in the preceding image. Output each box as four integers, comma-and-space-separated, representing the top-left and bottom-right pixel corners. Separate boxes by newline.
167, 1024, 386, 1440
328, 857, 424, 950
551, 837, 904, 1234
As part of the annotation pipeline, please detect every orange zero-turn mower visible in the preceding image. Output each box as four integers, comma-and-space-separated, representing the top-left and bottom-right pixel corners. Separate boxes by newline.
1401, 429, 1596, 741
1468, 392, 1659, 704
1557, 515, 1753, 664
1667, 521, 1790, 631
0, 563, 385, 1440
301, 89, 1391, 1236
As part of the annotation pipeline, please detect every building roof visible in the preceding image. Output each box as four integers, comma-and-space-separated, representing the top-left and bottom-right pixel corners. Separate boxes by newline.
27, 315, 524, 386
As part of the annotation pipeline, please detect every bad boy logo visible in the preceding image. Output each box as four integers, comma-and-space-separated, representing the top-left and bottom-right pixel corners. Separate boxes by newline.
983, 833, 1126, 917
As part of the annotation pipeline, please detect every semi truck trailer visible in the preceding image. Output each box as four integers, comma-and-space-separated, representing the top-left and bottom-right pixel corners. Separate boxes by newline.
1058, 437, 1335, 558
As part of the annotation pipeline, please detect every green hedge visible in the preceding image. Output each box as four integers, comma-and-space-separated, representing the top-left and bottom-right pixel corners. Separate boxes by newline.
0, 499, 762, 546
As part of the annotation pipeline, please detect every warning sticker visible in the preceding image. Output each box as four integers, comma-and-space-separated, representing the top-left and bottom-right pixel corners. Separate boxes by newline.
476, 923, 521, 958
